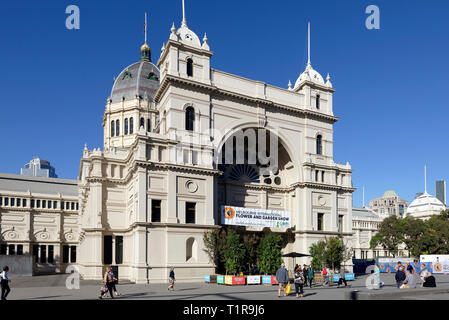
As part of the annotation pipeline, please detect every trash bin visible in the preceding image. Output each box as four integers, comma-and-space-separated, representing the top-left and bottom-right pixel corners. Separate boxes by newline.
111, 266, 119, 284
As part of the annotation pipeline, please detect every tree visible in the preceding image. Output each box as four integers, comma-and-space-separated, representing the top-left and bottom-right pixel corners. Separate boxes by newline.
398, 217, 427, 257
223, 229, 245, 275
257, 233, 283, 275
309, 240, 326, 270
370, 216, 403, 257
421, 210, 449, 254
203, 229, 227, 274
324, 237, 345, 271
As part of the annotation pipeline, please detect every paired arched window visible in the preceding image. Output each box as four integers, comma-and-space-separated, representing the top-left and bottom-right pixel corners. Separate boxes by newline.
147, 119, 151, 132
116, 120, 120, 136
125, 118, 129, 135
140, 117, 145, 129
316, 95, 320, 110
129, 117, 134, 134
187, 58, 193, 77
111, 120, 115, 137
185, 107, 195, 131
316, 135, 323, 155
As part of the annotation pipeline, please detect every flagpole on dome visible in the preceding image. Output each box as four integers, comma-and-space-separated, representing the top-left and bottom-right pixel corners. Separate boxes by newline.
182, 0, 187, 27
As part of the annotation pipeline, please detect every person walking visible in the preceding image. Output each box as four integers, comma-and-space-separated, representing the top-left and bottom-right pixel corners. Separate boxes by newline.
294, 266, 305, 298
337, 268, 349, 288
395, 266, 406, 288
308, 265, 314, 288
322, 266, 329, 286
302, 264, 308, 287
275, 264, 289, 298
102, 266, 115, 299
108, 268, 120, 296
419, 265, 429, 283
168, 267, 175, 291
0, 266, 11, 300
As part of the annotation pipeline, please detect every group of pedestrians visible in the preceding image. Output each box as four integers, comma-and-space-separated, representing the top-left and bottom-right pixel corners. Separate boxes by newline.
98, 266, 120, 299
395, 262, 436, 289
275, 263, 317, 298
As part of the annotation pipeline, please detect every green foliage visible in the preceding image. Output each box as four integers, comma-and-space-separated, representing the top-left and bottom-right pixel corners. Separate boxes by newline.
203, 229, 227, 274
309, 240, 326, 270
223, 229, 245, 275
324, 237, 345, 271
257, 233, 283, 275
369, 215, 402, 256
371, 210, 449, 257
309, 237, 349, 271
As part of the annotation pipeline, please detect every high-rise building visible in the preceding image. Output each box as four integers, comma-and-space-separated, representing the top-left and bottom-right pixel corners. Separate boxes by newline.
436, 180, 446, 206
369, 190, 408, 218
21, 158, 58, 178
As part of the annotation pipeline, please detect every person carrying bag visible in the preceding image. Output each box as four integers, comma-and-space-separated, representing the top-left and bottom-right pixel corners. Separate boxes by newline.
294, 266, 305, 298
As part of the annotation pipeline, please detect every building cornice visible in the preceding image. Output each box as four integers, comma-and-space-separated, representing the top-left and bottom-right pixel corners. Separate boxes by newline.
154, 75, 339, 124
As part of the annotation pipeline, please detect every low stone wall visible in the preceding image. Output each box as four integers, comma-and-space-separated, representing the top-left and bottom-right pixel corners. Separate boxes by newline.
0, 255, 33, 277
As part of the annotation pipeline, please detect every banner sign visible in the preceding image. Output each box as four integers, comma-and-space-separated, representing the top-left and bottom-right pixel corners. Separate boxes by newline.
217, 275, 224, 284
262, 276, 272, 284
221, 206, 291, 228
247, 276, 261, 285
332, 273, 355, 281
420, 255, 449, 274
376, 258, 430, 273
204, 275, 210, 283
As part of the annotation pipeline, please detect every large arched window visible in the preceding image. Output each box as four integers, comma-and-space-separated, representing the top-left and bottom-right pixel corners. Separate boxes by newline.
125, 118, 129, 135
185, 107, 195, 131
316, 135, 322, 155
187, 58, 193, 77
129, 117, 134, 134
111, 120, 115, 137
186, 237, 197, 262
116, 120, 120, 136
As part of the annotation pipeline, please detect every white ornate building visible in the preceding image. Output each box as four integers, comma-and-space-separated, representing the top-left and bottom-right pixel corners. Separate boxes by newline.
76, 6, 355, 283
0, 4, 355, 283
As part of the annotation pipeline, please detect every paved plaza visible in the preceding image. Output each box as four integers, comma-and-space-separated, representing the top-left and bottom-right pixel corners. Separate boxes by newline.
3, 273, 449, 300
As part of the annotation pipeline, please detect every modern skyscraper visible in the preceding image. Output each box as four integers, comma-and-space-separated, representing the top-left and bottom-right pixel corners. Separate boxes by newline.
436, 180, 447, 206
21, 158, 58, 178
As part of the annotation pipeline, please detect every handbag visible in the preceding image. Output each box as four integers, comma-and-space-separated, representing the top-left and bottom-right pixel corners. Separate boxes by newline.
285, 282, 292, 294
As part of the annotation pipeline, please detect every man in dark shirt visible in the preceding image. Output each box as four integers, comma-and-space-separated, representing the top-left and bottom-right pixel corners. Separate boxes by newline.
395, 266, 406, 288
423, 272, 437, 288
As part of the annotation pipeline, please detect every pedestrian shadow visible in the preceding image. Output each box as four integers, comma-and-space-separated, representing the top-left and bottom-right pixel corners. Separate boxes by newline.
27, 295, 71, 300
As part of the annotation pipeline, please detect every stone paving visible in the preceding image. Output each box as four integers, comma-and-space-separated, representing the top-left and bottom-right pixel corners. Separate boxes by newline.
3, 273, 449, 300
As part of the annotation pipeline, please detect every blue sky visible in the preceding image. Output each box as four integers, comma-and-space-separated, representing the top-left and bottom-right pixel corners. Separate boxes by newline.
0, 0, 447, 207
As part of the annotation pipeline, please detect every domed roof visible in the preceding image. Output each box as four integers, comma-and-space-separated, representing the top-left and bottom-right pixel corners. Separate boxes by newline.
383, 190, 398, 198
176, 21, 201, 48
109, 58, 160, 103
294, 62, 324, 89
406, 192, 446, 218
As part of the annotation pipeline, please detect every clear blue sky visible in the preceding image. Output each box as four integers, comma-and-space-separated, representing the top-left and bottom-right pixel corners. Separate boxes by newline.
0, 0, 448, 207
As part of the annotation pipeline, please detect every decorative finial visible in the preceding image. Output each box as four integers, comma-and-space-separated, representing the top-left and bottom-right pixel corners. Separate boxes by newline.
288, 80, 292, 90
84, 143, 88, 151
171, 22, 176, 34
161, 42, 166, 52
170, 22, 177, 41
202, 33, 210, 50
140, 13, 151, 62
325, 73, 333, 88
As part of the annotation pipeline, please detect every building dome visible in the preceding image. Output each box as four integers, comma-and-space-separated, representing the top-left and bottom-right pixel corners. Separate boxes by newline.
294, 62, 325, 89
383, 190, 398, 198
406, 192, 446, 219
109, 55, 160, 103
176, 22, 202, 48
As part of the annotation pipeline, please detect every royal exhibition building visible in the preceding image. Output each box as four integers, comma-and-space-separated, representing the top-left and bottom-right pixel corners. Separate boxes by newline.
0, 7, 446, 285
